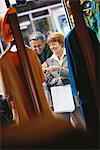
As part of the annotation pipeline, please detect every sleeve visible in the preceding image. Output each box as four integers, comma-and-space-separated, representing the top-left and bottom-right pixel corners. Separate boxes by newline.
60, 67, 69, 78
45, 71, 63, 87
0, 60, 13, 102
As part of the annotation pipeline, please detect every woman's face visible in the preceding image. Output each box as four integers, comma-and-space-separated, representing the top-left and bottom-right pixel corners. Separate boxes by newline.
49, 41, 63, 56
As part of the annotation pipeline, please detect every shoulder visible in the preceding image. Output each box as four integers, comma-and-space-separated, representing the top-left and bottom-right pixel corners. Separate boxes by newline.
26, 47, 42, 67
46, 56, 56, 66
0, 45, 11, 61
46, 55, 54, 62
44, 44, 53, 53
26, 46, 36, 58
44, 43, 50, 50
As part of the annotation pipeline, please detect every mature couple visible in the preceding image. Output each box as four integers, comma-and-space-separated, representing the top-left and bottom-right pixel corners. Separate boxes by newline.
29, 31, 70, 107
29, 31, 86, 130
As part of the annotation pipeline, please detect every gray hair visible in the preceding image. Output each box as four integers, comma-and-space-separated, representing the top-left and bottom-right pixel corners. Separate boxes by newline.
29, 31, 46, 42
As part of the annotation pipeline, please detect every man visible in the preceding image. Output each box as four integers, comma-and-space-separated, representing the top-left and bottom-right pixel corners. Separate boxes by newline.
29, 31, 53, 64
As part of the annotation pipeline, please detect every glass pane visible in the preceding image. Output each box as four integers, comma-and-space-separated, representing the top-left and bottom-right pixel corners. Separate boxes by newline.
18, 15, 33, 46
33, 17, 53, 36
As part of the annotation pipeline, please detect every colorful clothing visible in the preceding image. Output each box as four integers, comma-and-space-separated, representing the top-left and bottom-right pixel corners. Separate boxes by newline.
84, 1, 100, 41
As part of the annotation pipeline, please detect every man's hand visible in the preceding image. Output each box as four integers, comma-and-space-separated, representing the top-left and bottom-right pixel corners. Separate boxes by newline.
42, 62, 48, 72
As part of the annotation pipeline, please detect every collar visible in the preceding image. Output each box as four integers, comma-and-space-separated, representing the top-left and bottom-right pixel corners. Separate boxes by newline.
50, 49, 66, 60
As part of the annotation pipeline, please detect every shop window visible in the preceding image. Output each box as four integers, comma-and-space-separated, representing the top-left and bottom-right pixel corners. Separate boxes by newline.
18, 15, 33, 46
33, 17, 53, 36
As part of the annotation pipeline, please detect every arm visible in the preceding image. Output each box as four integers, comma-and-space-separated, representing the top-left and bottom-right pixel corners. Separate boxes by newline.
59, 67, 69, 78
45, 70, 63, 87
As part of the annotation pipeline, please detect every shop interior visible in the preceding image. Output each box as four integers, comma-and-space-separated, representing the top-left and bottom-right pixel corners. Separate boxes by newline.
0, 0, 99, 149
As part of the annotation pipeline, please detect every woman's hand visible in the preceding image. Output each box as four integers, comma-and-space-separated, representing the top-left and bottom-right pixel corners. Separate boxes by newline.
46, 66, 60, 73
42, 63, 61, 74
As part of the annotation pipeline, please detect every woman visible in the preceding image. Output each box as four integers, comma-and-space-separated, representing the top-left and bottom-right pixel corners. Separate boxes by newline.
42, 32, 71, 111
42, 32, 86, 130
42, 32, 70, 88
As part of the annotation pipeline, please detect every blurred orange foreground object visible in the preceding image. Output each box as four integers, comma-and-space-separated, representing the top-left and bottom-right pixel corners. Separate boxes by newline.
0, 7, 16, 43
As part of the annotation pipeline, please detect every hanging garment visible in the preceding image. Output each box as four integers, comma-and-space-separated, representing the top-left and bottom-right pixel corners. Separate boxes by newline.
65, 27, 99, 101
65, 27, 99, 135
0, 45, 52, 124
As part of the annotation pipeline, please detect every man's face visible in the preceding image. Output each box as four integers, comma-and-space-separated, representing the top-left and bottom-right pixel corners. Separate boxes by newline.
30, 39, 45, 54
